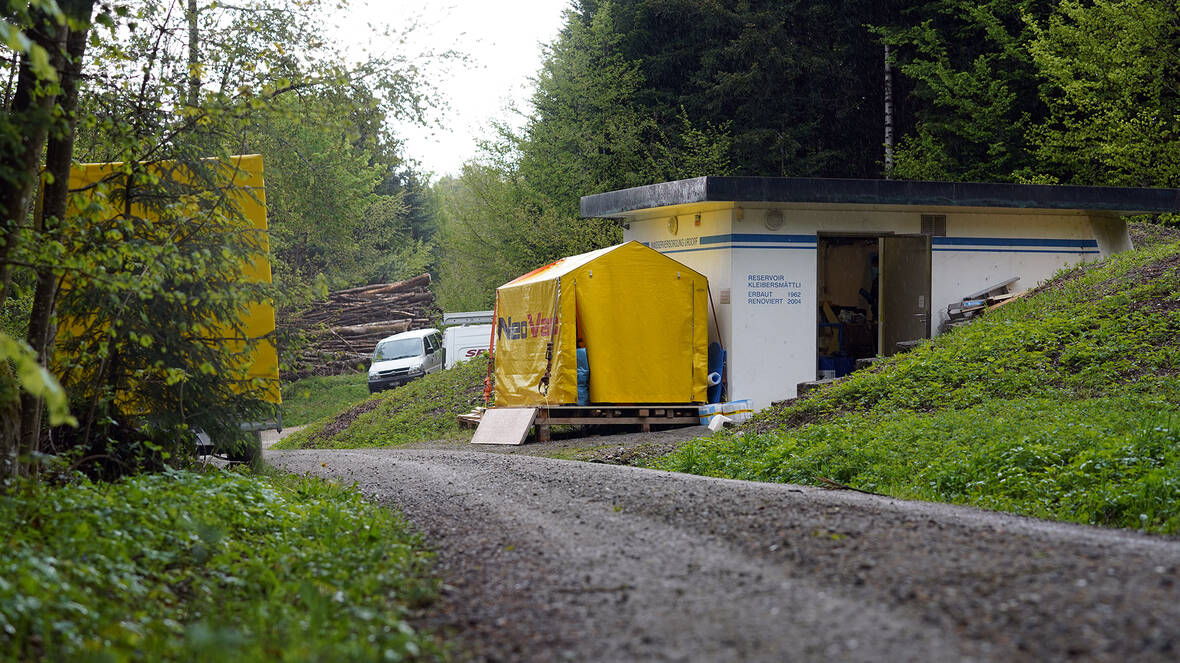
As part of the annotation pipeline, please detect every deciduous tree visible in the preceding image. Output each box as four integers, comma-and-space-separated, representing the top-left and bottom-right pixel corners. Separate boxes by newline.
1024, 0, 1180, 188
1, 0, 443, 475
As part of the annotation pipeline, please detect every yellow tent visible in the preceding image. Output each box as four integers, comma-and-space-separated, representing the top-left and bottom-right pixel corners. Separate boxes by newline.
57, 155, 280, 406
494, 241, 708, 406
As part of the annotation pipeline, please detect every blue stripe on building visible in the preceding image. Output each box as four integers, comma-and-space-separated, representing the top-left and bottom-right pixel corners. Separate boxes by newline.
933, 248, 1100, 254
700, 233, 817, 245
648, 234, 1098, 255
932, 237, 1098, 248
659, 244, 816, 254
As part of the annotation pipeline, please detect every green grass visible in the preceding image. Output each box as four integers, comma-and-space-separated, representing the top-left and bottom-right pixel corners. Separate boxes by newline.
648, 238, 1180, 534
0, 468, 441, 661
280, 372, 369, 427
275, 355, 488, 449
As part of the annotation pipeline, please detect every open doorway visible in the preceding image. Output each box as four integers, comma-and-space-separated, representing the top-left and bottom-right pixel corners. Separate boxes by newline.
817, 235, 879, 378
816, 234, 931, 379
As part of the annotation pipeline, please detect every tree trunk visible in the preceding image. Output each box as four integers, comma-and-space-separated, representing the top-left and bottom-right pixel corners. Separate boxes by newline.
0, 9, 66, 307
0, 366, 18, 476
187, 0, 200, 107
884, 43, 895, 177
0, 10, 67, 476
19, 4, 95, 469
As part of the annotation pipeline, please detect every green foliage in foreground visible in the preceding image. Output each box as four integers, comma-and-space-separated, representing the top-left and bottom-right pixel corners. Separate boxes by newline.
0, 469, 439, 661
275, 355, 488, 450
0, 331, 72, 427
650, 239, 1180, 534
281, 372, 370, 427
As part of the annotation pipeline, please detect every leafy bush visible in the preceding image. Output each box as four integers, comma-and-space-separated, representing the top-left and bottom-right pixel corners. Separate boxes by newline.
275, 355, 487, 449
651, 240, 1180, 534
0, 469, 440, 661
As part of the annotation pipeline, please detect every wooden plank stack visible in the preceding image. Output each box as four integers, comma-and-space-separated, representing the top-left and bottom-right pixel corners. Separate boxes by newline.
457, 407, 486, 428
282, 273, 439, 378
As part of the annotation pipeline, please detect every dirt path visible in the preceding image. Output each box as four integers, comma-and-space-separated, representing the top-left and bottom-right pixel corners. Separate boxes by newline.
269, 446, 1180, 662
260, 425, 305, 449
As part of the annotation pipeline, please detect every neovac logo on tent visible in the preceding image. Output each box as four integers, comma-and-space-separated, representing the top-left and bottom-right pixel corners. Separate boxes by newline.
497, 314, 557, 341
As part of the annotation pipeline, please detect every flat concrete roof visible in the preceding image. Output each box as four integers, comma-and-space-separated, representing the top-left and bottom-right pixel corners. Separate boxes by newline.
580, 177, 1180, 218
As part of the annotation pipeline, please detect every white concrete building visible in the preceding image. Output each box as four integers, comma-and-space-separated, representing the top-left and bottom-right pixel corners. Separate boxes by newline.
581, 177, 1180, 409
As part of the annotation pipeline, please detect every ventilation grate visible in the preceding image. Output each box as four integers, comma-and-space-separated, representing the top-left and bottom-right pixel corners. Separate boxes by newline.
921, 214, 947, 236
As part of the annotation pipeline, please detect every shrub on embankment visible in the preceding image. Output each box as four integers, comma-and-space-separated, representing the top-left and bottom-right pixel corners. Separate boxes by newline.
0, 469, 439, 661
649, 236, 1180, 534
275, 355, 488, 449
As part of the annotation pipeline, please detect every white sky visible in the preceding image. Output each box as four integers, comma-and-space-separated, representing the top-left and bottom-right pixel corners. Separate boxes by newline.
342, 0, 571, 180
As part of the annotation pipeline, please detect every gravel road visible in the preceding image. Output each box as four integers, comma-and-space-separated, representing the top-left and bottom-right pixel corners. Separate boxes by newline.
269, 444, 1180, 662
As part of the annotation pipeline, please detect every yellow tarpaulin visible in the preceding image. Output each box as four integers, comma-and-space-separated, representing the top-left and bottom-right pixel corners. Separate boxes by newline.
494, 241, 708, 406
58, 155, 280, 405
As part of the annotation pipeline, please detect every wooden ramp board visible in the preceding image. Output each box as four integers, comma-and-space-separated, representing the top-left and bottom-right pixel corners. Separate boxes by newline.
470, 407, 537, 446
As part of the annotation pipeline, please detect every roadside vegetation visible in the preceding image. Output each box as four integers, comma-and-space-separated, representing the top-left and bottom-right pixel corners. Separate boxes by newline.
0, 468, 440, 661
649, 236, 1180, 534
275, 356, 488, 450
281, 372, 370, 427
2, 0, 1179, 654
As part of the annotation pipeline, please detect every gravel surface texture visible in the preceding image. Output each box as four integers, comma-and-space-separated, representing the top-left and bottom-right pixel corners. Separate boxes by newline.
269, 443, 1180, 662
399, 425, 709, 463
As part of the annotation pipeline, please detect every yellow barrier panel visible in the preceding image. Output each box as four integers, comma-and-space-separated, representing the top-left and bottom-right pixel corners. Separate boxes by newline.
59, 155, 280, 407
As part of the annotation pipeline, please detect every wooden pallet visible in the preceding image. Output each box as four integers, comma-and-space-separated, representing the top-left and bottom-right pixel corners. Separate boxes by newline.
534, 404, 701, 442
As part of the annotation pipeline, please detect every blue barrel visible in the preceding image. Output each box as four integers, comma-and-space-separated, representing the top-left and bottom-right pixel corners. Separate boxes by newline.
576, 347, 590, 405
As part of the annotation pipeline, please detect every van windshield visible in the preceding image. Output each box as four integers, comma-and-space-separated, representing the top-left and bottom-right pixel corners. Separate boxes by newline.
373, 338, 424, 361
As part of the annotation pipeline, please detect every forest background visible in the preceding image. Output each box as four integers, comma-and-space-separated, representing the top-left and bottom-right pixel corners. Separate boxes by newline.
1, 0, 1178, 472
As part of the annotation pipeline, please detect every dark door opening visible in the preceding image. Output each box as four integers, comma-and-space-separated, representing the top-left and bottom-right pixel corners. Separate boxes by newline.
816, 235, 880, 378
816, 234, 932, 378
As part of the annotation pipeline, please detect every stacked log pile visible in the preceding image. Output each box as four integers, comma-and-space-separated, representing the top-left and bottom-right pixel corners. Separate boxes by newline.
283, 273, 438, 378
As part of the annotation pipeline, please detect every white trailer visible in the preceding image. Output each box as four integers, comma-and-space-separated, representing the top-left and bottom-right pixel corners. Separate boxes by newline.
442, 317, 492, 370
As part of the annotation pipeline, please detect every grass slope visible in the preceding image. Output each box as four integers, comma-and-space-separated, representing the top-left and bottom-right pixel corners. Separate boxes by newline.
649, 238, 1180, 534
0, 469, 439, 661
275, 355, 488, 449
280, 372, 369, 427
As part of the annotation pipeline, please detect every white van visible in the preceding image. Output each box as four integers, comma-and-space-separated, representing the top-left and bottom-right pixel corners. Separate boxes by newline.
367, 328, 444, 393
442, 324, 492, 370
